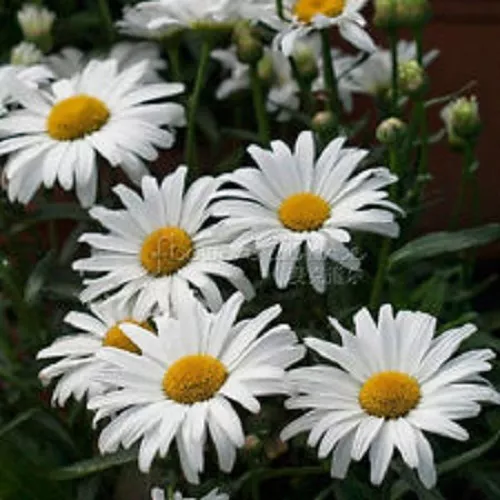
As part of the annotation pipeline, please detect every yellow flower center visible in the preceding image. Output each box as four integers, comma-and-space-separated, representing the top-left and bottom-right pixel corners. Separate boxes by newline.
46, 94, 110, 141
102, 319, 153, 354
163, 354, 228, 404
293, 0, 345, 23
140, 227, 194, 276
278, 192, 330, 232
359, 371, 421, 419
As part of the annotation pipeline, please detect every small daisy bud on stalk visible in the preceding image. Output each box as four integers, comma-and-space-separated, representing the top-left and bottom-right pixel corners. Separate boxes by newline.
17, 3, 55, 53
441, 96, 481, 148
257, 53, 274, 85
233, 23, 263, 65
312, 110, 337, 139
374, 0, 432, 30
291, 42, 319, 84
376, 117, 407, 145
398, 60, 427, 95
10, 41, 43, 66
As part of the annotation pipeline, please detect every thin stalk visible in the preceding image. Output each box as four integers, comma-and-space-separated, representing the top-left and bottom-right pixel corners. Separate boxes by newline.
97, 0, 115, 44
450, 145, 474, 229
414, 27, 424, 65
369, 146, 398, 310
416, 98, 429, 179
250, 64, 271, 146
276, 0, 285, 19
166, 44, 182, 82
185, 39, 212, 169
320, 29, 340, 127
389, 31, 399, 114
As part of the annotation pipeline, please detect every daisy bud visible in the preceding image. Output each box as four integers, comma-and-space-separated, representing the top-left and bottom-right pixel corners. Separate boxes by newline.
10, 41, 43, 66
236, 35, 263, 65
17, 3, 55, 53
441, 96, 481, 147
312, 110, 336, 136
257, 53, 275, 85
291, 42, 319, 84
376, 117, 407, 144
243, 434, 262, 453
264, 437, 288, 461
398, 60, 426, 95
374, 0, 432, 30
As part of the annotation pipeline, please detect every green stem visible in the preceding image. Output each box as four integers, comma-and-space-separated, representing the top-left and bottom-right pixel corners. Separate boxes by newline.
416, 99, 429, 178
369, 146, 398, 310
414, 27, 424, 65
97, 0, 115, 44
320, 29, 340, 127
450, 145, 474, 229
250, 64, 271, 146
166, 44, 182, 82
185, 39, 212, 169
276, 0, 285, 19
389, 31, 399, 115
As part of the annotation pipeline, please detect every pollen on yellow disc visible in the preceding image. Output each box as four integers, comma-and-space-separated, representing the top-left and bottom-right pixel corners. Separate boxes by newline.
163, 354, 228, 404
140, 227, 194, 276
293, 0, 345, 23
102, 319, 153, 354
46, 94, 110, 141
278, 192, 330, 232
359, 371, 421, 419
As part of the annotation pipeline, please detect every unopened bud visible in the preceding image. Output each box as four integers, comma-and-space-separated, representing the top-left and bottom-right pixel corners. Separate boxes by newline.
236, 35, 263, 65
312, 110, 336, 137
441, 96, 481, 147
374, 0, 432, 30
291, 42, 319, 84
257, 53, 274, 85
10, 41, 43, 66
243, 434, 262, 453
17, 4, 55, 53
398, 60, 426, 95
264, 437, 288, 461
376, 117, 407, 144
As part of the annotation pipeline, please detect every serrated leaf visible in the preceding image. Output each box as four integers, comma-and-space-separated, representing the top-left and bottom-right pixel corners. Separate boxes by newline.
50, 448, 138, 480
389, 224, 500, 269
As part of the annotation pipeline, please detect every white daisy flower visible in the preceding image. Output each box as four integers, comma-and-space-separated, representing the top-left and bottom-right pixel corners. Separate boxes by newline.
45, 41, 167, 83
88, 293, 305, 483
37, 297, 153, 406
344, 40, 439, 97
211, 131, 401, 293
0, 62, 53, 115
261, 0, 375, 56
0, 58, 185, 207
117, 0, 271, 38
17, 3, 56, 41
73, 167, 255, 315
151, 487, 229, 500
212, 46, 300, 122
281, 305, 500, 488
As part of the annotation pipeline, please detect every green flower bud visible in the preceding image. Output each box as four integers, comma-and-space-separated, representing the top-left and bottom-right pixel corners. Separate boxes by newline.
17, 4, 55, 53
374, 0, 432, 30
291, 42, 319, 84
236, 35, 263, 64
257, 53, 274, 85
312, 110, 336, 137
376, 117, 407, 144
441, 96, 481, 147
10, 41, 43, 66
398, 60, 426, 95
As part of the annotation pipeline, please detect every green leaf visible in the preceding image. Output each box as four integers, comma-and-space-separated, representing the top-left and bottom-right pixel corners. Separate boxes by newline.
9, 203, 89, 235
389, 224, 500, 269
50, 448, 138, 480
24, 250, 57, 305
0, 409, 38, 440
